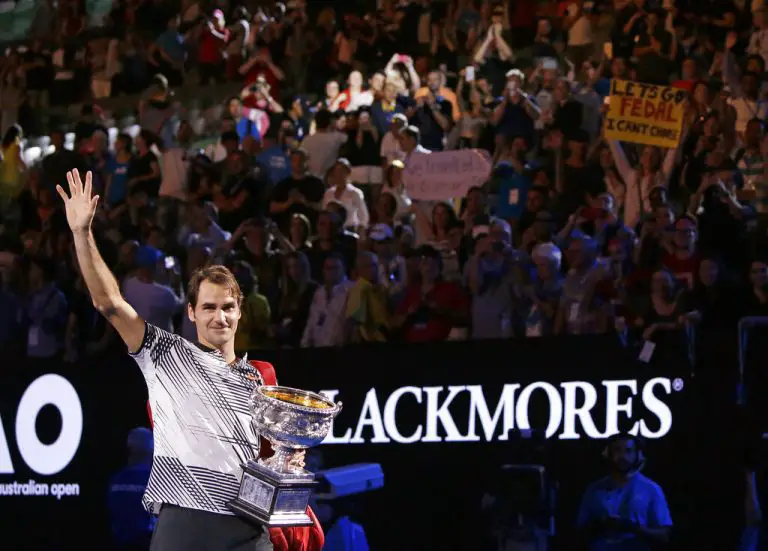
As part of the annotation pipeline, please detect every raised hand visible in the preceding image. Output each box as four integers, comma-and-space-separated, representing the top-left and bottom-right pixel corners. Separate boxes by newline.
56, 169, 99, 233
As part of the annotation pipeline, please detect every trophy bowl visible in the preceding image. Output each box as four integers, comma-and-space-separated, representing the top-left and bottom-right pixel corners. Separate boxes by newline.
228, 386, 342, 527
251, 385, 343, 455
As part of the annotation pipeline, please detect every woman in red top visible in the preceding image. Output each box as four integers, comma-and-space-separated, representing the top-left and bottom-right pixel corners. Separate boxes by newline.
394, 245, 470, 342
198, 9, 229, 85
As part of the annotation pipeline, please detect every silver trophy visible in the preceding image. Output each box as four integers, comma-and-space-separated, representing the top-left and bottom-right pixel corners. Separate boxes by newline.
228, 386, 342, 527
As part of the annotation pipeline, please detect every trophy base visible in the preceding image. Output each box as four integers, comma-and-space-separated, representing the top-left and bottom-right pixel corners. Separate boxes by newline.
227, 460, 316, 528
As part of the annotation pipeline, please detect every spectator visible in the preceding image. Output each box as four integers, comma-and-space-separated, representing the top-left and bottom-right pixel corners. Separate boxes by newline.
107, 427, 155, 551
303, 109, 348, 178
122, 246, 183, 332
231, 260, 272, 353
465, 226, 514, 339
198, 10, 229, 85
394, 245, 469, 342
345, 251, 390, 343
178, 201, 231, 250
577, 434, 672, 550
301, 253, 352, 348
23, 255, 68, 361
322, 159, 370, 233
269, 149, 325, 233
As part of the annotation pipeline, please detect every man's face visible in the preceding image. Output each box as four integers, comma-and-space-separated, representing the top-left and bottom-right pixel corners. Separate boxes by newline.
187, 281, 241, 347
384, 83, 398, 102
227, 152, 247, 175
228, 99, 242, 119
526, 190, 544, 213
466, 189, 485, 214
323, 258, 345, 286
326, 81, 339, 98
349, 71, 363, 88
398, 134, 416, 152
290, 152, 306, 173
674, 218, 697, 249
370, 73, 385, 91
317, 214, 334, 239
427, 72, 441, 92
609, 438, 639, 473
554, 80, 569, 103
611, 58, 627, 78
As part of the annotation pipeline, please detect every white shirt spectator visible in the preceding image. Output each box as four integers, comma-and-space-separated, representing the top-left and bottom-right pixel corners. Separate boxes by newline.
302, 131, 348, 177
748, 27, 768, 67
380, 131, 405, 166
728, 97, 768, 134
345, 90, 375, 112
301, 281, 353, 347
122, 277, 184, 333
159, 146, 189, 200
322, 183, 370, 229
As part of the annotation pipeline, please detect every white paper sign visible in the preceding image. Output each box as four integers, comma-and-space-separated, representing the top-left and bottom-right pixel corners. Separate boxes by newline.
403, 150, 493, 201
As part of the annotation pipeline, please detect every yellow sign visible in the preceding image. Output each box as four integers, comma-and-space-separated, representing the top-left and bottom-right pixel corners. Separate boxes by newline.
603, 80, 687, 149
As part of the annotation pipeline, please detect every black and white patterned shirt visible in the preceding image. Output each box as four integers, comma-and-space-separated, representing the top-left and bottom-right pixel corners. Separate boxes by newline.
130, 323, 266, 515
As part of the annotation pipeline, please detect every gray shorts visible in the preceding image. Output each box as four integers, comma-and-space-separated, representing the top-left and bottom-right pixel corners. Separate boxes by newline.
150, 505, 273, 551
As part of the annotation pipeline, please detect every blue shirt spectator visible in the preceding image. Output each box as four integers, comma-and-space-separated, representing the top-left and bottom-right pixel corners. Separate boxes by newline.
107, 427, 155, 549
256, 144, 291, 185
106, 156, 131, 206
155, 29, 186, 66
495, 164, 532, 220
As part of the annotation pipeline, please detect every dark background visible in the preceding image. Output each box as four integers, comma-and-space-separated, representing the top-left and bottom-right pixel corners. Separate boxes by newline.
0, 330, 760, 550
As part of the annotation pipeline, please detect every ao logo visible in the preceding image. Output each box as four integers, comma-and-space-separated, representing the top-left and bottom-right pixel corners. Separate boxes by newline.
0, 375, 83, 476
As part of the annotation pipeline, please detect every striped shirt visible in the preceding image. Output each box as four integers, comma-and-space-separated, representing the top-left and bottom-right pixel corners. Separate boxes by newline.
130, 323, 265, 515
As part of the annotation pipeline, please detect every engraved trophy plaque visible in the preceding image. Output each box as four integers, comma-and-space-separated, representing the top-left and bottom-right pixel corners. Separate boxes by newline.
228, 386, 342, 527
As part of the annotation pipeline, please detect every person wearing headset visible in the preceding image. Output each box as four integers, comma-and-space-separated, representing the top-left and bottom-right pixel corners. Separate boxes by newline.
576, 433, 673, 550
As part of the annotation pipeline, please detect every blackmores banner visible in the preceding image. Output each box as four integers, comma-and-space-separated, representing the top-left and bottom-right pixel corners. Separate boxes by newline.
0, 334, 729, 550
604, 79, 688, 148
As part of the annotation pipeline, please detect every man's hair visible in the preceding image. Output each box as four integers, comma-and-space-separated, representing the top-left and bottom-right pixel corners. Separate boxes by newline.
187, 265, 243, 308
315, 109, 333, 130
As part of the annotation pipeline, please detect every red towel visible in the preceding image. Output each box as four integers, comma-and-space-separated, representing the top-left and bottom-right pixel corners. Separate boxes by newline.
145, 359, 324, 551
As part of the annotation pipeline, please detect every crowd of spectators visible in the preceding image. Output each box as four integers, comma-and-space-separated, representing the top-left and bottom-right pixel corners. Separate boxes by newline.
0, 0, 767, 368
